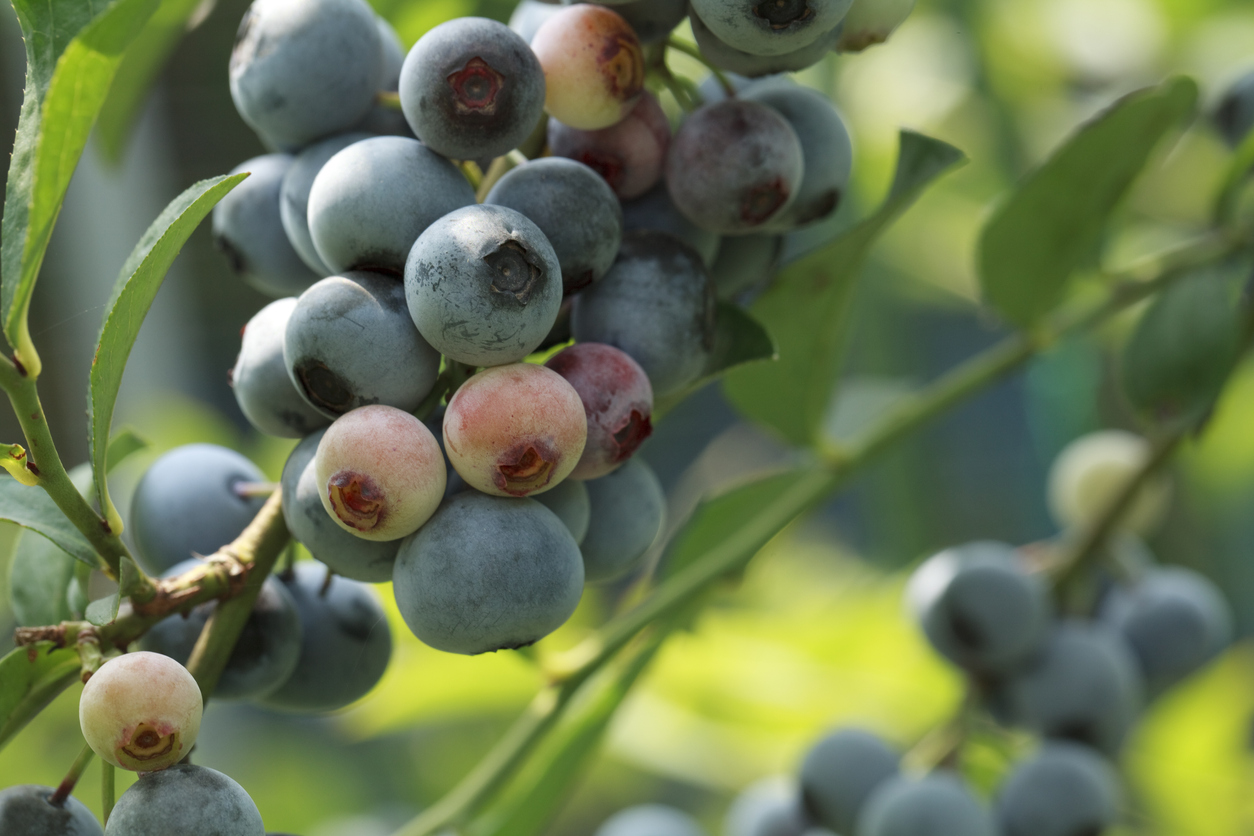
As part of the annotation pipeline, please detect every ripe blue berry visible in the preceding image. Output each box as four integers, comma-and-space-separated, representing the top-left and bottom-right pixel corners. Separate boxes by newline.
688, 0, 851, 56
594, 804, 707, 836
534, 477, 591, 544
0, 785, 102, 836
580, 457, 665, 582
690, 10, 843, 77
279, 132, 372, 275
995, 742, 1120, 836
621, 184, 720, 266
800, 728, 899, 834
103, 765, 263, 836
857, 773, 996, 836
231, 298, 331, 439
725, 777, 810, 836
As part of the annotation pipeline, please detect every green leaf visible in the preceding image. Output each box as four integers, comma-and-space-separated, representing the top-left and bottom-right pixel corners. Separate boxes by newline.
662, 468, 820, 580
978, 77, 1199, 329
88, 174, 247, 535
0, 478, 101, 570
105, 427, 148, 472
85, 592, 121, 626
1121, 260, 1249, 427
656, 301, 776, 413
96, 0, 206, 164
722, 131, 966, 446
1, 0, 159, 371
0, 642, 82, 753
7, 463, 97, 626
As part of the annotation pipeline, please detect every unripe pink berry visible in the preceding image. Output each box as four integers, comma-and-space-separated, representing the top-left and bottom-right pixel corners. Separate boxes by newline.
546, 342, 653, 480
79, 651, 202, 773
315, 405, 447, 541
530, 5, 645, 130
444, 364, 587, 497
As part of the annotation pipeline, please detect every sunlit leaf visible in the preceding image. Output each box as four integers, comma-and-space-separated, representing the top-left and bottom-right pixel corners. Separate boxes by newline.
0, 642, 82, 753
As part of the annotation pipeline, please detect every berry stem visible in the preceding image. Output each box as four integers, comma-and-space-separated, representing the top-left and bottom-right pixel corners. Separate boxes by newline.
665, 37, 735, 99
48, 742, 95, 807
376, 90, 402, 111
101, 763, 114, 826
184, 490, 291, 703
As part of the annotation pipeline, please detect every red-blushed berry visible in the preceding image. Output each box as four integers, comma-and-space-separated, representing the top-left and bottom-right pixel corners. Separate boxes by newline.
530, 5, 645, 130
443, 364, 587, 497
547, 91, 670, 200
314, 405, 446, 541
546, 342, 653, 480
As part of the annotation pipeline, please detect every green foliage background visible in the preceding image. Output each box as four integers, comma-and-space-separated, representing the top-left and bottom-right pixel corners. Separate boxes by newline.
1, 0, 1254, 834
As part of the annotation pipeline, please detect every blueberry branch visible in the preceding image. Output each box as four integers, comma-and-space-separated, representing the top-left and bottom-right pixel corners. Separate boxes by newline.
49, 742, 94, 807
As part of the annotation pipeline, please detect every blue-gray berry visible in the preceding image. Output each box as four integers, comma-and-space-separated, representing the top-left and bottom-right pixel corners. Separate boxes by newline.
0, 785, 102, 836
594, 804, 707, 836
580, 457, 665, 582
995, 742, 1121, 836
280, 132, 372, 275
103, 765, 263, 836
231, 298, 331, 438
800, 727, 899, 835
857, 773, 996, 836
534, 476, 591, 544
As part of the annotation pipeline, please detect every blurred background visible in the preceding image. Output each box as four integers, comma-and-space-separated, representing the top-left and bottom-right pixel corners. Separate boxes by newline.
2, 0, 1254, 833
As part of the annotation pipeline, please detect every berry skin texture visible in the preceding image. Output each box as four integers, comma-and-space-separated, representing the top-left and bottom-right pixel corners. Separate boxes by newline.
741, 81, 852, 230
666, 99, 805, 235
988, 621, 1144, 755
1047, 430, 1171, 536
545, 342, 654, 480
258, 562, 393, 713
711, 233, 783, 301
906, 541, 1051, 676
836, 0, 916, 52
231, 298, 331, 439
594, 804, 708, 836
688, 0, 852, 57
580, 456, 665, 582
534, 477, 592, 544
621, 184, 721, 267
314, 405, 447, 541
571, 232, 717, 397
405, 204, 564, 367
139, 560, 302, 701
857, 773, 997, 836
79, 652, 202, 773
799, 728, 899, 835
443, 364, 588, 497
129, 444, 267, 575
610, 0, 690, 44
725, 777, 811, 836
229, 0, 382, 150
484, 158, 624, 294
103, 764, 263, 836
393, 491, 585, 654
547, 91, 671, 200
995, 742, 1120, 836
689, 7, 844, 77
283, 271, 442, 419
0, 784, 102, 836
307, 136, 476, 275
531, 5, 646, 130
398, 17, 547, 160
1100, 566, 1233, 695
281, 429, 401, 582
212, 155, 320, 298
279, 132, 372, 276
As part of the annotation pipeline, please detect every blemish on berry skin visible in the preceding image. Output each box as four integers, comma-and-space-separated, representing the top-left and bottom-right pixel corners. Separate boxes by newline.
448, 57, 505, 115
741, 178, 789, 224
597, 35, 643, 100
751, 0, 814, 28
327, 470, 386, 531
494, 442, 557, 495
610, 409, 651, 461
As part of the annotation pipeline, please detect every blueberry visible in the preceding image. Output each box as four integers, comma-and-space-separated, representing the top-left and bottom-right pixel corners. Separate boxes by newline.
906, 541, 1051, 676
710, 233, 783, 301
605, 0, 689, 44
547, 91, 670, 200
212, 155, 321, 298
995, 742, 1120, 836
0, 785, 102, 836
398, 17, 547, 161
404, 204, 563, 366
857, 773, 996, 836
621, 184, 720, 267
835, 0, 915, 52
1047, 430, 1171, 536
580, 457, 665, 582
139, 560, 302, 701
283, 271, 441, 418
687, 0, 851, 56
725, 777, 810, 836
741, 81, 852, 229
279, 132, 373, 275
988, 622, 1144, 755
353, 17, 414, 137
231, 298, 332, 438
104, 765, 263, 836
571, 231, 717, 397
129, 445, 268, 575
307, 136, 476, 275
799, 728, 898, 835
484, 157, 623, 294
666, 100, 804, 235
594, 804, 707, 836
280, 430, 402, 582
393, 492, 584, 654
689, 10, 844, 78
230, 0, 383, 150
1100, 566, 1233, 695
534, 477, 591, 544
509, 0, 564, 44
1214, 69, 1254, 149
545, 342, 654, 479
258, 562, 392, 713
